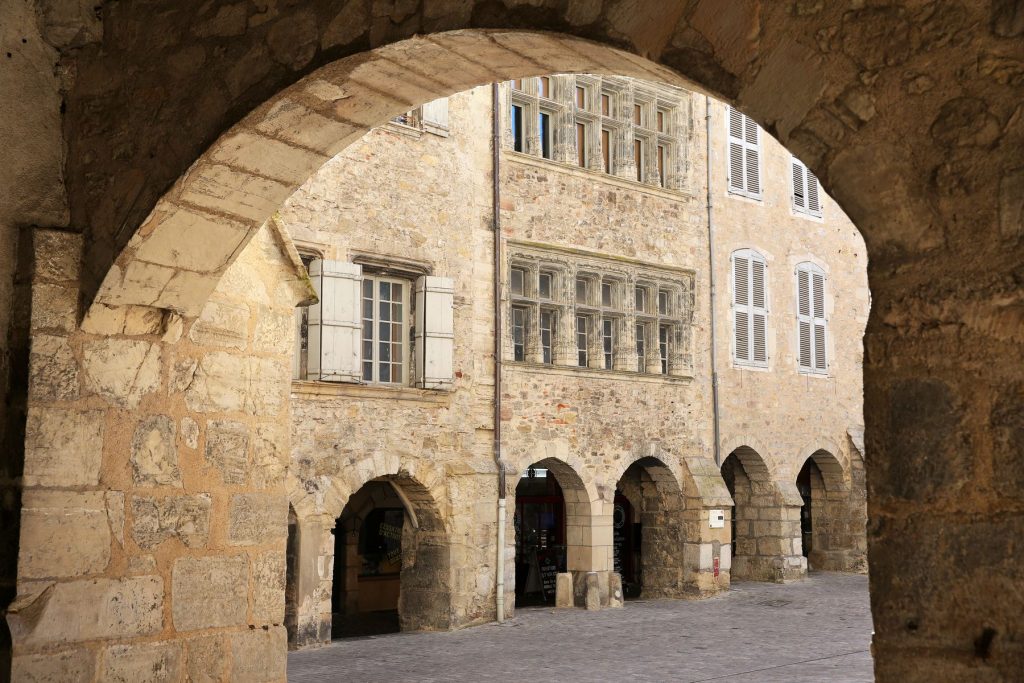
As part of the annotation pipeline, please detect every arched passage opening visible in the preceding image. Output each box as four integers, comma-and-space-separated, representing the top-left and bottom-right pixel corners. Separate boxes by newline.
721, 446, 804, 583
331, 474, 451, 638
614, 457, 689, 599
284, 504, 300, 646
514, 457, 592, 607
797, 450, 867, 573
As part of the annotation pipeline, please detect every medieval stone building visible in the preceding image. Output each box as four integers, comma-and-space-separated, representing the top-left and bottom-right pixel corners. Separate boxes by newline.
276, 77, 868, 649
3, 4, 1020, 682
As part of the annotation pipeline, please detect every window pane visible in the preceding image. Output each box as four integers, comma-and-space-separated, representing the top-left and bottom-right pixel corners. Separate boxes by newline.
602, 318, 614, 370
540, 310, 554, 364
576, 315, 588, 367
658, 290, 669, 315
657, 110, 665, 132
575, 277, 588, 302
539, 76, 550, 98
576, 123, 586, 167
601, 128, 611, 173
601, 93, 610, 116
511, 268, 525, 296
539, 272, 552, 299
539, 112, 551, 159
657, 144, 666, 187
634, 138, 643, 182
636, 323, 646, 372
511, 105, 524, 153
635, 286, 646, 313
633, 104, 641, 125
379, 281, 390, 299
379, 321, 390, 342
601, 282, 612, 307
379, 364, 390, 383
576, 86, 585, 108
659, 324, 670, 374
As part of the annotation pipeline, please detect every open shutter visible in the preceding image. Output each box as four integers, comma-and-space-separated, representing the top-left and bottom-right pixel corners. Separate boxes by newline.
812, 271, 827, 371
797, 268, 812, 370
727, 108, 745, 194
421, 97, 449, 133
733, 254, 750, 362
806, 168, 821, 215
751, 259, 767, 363
792, 158, 806, 211
307, 260, 362, 382
743, 115, 760, 197
415, 276, 455, 389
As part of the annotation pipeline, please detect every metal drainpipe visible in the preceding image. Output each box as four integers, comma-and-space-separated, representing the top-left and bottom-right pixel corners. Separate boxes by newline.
491, 82, 508, 623
706, 95, 723, 467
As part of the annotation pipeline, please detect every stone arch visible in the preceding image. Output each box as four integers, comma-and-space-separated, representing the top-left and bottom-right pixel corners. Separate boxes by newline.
721, 445, 805, 583
25, 4, 1020, 678
797, 447, 867, 573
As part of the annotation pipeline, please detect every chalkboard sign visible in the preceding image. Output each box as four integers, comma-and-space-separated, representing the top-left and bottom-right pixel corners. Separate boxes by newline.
538, 550, 559, 601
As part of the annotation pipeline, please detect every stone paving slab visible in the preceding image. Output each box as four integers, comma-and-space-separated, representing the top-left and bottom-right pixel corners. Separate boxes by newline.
288, 572, 872, 682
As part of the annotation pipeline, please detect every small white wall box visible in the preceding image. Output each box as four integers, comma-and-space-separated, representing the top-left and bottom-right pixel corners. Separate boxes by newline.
709, 509, 726, 528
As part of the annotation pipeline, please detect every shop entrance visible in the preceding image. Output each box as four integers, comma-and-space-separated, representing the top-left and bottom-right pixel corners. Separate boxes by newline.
514, 465, 567, 606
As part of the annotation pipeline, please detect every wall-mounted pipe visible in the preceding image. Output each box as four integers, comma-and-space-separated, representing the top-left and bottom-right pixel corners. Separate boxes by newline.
491, 82, 508, 623
706, 95, 722, 467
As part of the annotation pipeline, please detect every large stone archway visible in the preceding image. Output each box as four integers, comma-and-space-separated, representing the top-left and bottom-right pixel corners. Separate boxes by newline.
5, 3, 1023, 680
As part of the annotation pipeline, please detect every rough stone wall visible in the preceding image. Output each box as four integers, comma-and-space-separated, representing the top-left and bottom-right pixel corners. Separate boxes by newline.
279, 87, 503, 645
7, 224, 306, 682
709, 96, 870, 573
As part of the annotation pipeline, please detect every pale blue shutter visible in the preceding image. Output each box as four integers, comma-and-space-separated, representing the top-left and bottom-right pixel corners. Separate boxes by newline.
308, 260, 362, 382
415, 276, 455, 389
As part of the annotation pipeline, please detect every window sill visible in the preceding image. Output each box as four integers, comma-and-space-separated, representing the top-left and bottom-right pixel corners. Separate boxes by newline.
797, 369, 831, 379
382, 121, 423, 138
505, 361, 694, 383
291, 380, 452, 404
725, 188, 763, 203
732, 362, 770, 373
791, 207, 824, 222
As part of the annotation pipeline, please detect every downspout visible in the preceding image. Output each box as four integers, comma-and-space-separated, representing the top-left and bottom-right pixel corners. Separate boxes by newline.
706, 96, 723, 467
491, 82, 508, 623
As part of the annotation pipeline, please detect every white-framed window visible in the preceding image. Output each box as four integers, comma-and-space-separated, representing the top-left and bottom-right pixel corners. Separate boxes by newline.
297, 259, 454, 389
726, 106, 762, 199
576, 314, 589, 367
796, 262, 828, 374
361, 275, 410, 384
791, 156, 822, 217
732, 249, 768, 367
390, 97, 449, 136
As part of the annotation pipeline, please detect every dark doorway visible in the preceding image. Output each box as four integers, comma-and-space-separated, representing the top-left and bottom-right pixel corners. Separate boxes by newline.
514, 465, 567, 606
797, 459, 817, 559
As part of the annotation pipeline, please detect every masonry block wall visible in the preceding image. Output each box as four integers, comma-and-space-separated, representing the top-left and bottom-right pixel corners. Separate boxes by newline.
8, 225, 307, 682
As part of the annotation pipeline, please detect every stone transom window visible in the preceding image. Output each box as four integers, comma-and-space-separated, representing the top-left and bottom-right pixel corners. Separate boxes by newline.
504, 75, 690, 191
507, 243, 695, 377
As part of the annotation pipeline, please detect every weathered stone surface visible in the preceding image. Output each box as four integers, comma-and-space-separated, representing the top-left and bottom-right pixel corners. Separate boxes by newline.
131, 495, 212, 549
105, 491, 125, 546
555, 572, 574, 608
13, 576, 163, 646
230, 626, 288, 683
28, 334, 79, 400
31, 283, 78, 333
11, 648, 95, 683
181, 416, 200, 449
999, 166, 1024, 241
205, 419, 249, 485
251, 423, 288, 489
19, 491, 111, 579
131, 415, 181, 487
253, 550, 286, 623
128, 554, 157, 574
228, 493, 287, 546
171, 556, 248, 631
81, 339, 162, 408
189, 299, 250, 349
184, 635, 229, 683
23, 407, 104, 487
185, 352, 287, 415
253, 305, 294, 354
101, 641, 182, 683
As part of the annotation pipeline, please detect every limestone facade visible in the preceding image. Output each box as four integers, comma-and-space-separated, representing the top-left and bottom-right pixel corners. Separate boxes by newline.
275, 78, 868, 650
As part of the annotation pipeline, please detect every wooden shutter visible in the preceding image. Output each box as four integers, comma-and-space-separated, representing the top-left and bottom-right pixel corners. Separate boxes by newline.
812, 271, 827, 371
727, 107, 745, 193
806, 168, 821, 215
733, 253, 750, 362
414, 276, 455, 389
751, 259, 767, 363
421, 97, 449, 132
792, 158, 806, 211
307, 260, 362, 382
797, 268, 812, 370
727, 107, 761, 198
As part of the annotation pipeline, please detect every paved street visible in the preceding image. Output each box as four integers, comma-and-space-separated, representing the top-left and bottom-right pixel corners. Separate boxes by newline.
288, 572, 872, 682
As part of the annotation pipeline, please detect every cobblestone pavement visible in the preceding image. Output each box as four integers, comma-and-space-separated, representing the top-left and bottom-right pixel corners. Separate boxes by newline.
288, 572, 872, 682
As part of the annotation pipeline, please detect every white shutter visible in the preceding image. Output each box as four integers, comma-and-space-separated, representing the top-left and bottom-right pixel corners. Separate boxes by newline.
421, 98, 449, 133
751, 259, 767, 363
726, 107, 761, 199
792, 158, 806, 211
307, 260, 362, 382
812, 271, 827, 371
415, 276, 455, 389
797, 269, 812, 370
733, 254, 750, 362
806, 168, 821, 215
727, 108, 745, 194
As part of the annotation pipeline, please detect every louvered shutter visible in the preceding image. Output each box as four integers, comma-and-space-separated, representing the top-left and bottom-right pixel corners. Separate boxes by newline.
751, 259, 767, 363
792, 158, 806, 211
414, 276, 455, 389
812, 271, 827, 371
797, 268, 812, 370
733, 254, 750, 362
308, 260, 362, 382
744, 115, 760, 196
421, 97, 449, 132
806, 168, 821, 215
728, 108, 745, 194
